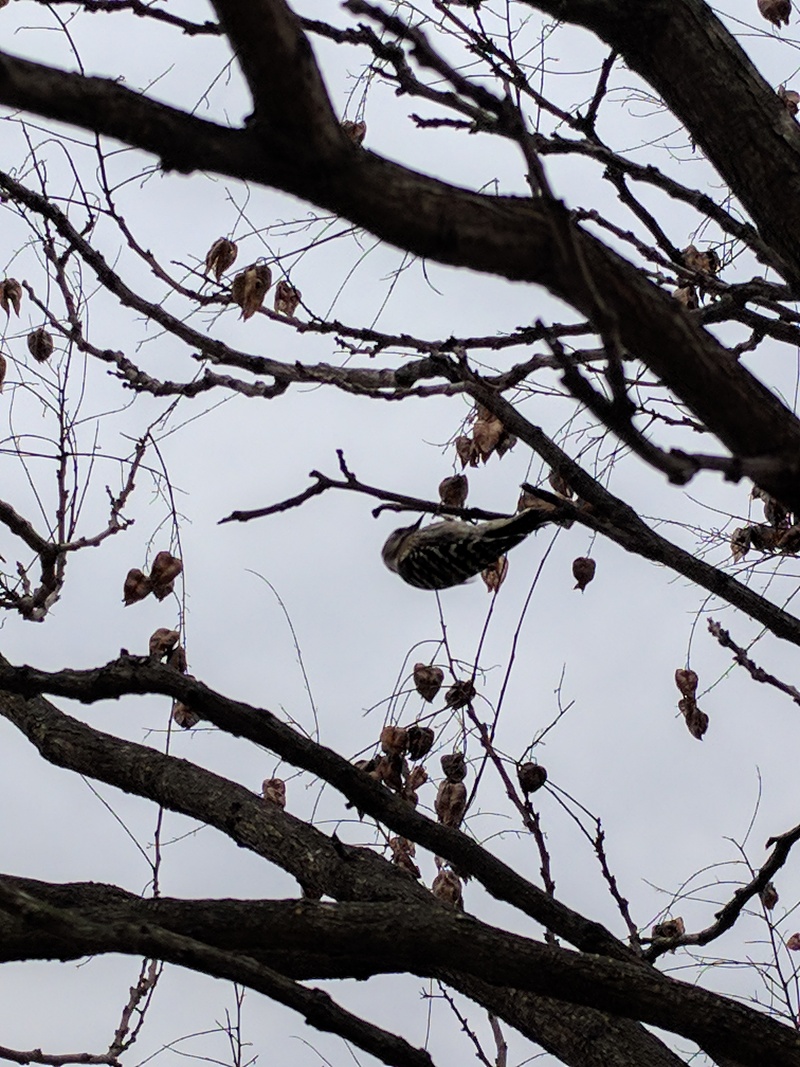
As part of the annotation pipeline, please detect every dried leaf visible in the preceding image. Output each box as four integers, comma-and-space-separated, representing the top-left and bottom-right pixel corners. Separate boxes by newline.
651, 917, 685, 940
472, 416, 504, 461
758, 0, 791, 26
374, 754, 405, 792
445, 679, 475, 709
413, 663, 444, 702
262, 777, 286, 808
673, 286, 699, 309
380, 724, 408, 757
152, 580, 175, 602
149, 627, 180, 658
406, 765, 428, 793
761, 882, 779, 910
431, 867, 463, 909
204, 237, 238, 281
572, 556, 596, 591
0, 353, 7, 392
123, 568, 152, 605
730, 526, 752, 562
441, 751, 467, 783
172, 701, 199, 729
674, 668, 698, 699
455, 435, 479, 468
517, 762, 547, 795
166, 645, 188, 673
435, 779, 467, 828
151, 551, 183, 588
439, 474, 468, 508
481, 555, 508, 593
389, 837, 420, 877
27, 328, 54, 363
341, 120, 367, 145
679, 697, 709, 740
407, 723, 435, 760
273, 279, 302, 317
0, 278, 21, 317
682, 245, 720, 275
230, 263, 272, 320
787, 932, 800, 951
778, 84, 800, 115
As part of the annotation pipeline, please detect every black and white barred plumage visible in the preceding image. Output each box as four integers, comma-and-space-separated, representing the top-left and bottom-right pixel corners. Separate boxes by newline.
382, 504, 568, 590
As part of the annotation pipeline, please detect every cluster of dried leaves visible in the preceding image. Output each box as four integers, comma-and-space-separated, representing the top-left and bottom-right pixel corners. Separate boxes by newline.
143, 626, 195, 728
123, 551, 183, 605
675, 668, 708, 740
455, 404, 517, 468
731, 487, 800, 560
203, 238, 301, 321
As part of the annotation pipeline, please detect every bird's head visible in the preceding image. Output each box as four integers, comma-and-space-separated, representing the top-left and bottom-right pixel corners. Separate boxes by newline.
381, 516, 423, 573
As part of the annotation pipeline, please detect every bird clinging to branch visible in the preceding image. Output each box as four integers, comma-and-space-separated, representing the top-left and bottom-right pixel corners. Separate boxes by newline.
382, 496, 571, 590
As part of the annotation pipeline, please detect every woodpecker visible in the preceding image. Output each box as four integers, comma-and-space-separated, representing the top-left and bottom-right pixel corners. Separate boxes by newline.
382, 502, 569, 590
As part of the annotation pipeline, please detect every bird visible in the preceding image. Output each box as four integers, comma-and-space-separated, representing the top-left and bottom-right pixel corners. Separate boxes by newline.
382, 498, 571, 590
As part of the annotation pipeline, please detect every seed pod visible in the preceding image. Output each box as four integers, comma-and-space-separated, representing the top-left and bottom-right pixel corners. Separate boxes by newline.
341, 120, 367, 145
674, 669, 698, 699
679, 697, 709, 740
730, 526, 752, 562
0, 278, 22, 316
172, 701, 199, 729
435, 780, 467, 828
262, 777, 286, 809
123, 568, 152, 605
517, 762, 547, 795
149, 627, 180, 658
152, 580, 175, 602
405, 765, 428, 793
758, 0, 791, 26
166, 644, 188, 674
0, 353, 8, 392
407, 723, 435, 760
761, 882, 779, 910
441, 751, 467, 783
445, 679, 475, 709
682, 245, 719, 274
432, 866, 463, 909
204, 237, 238, 281
572, 556, 596, 591
455, 435, 479, 468
438, 474, 468, 508
651, 917, 685, 940
380, 724, 408, 757
787, 932, 800, 951
27, 327, 54, 363
413, 663, 444, 702
374, 754, 405, 792
231, 263, 272, 320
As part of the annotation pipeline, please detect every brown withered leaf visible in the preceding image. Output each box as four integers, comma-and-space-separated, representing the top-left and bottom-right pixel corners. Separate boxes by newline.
761, 882, 779, 910
407, 723, 435, 760
0, 353, 7, 392
730, 526, 752, 562
262, 777, 286, 809
341, 120, 367, 145
472, 416, 504, 461
27, 328, 54, 363
389, 837, 421, 878
230, 263, 272, 320
758, 0, 791, 26
406, 765, 428, 793
455, 434, 479, 468
152, 581, 175, 602
431, 867, 463, 909
679, 697, 709, 740
273, 279, 302, 317
413, 663, 444, 702
172, 701, 199, 729
374, 754, 405, 792
481, 555, 508, 593
439, 474, 468, 508
548, 469, 574, 498
167, 644, 188, 673
517, 762, 547, 795
435, 779, 467, 828
674, 668, 699, 699
380, 724, 408, 757
673, 286, 699, 309
651, 917, 685, 940
445, 679, 475, 709
149, 627, 180, 658
572, 556, 596, 591
778, 84, 800, 115
151, 551, 183, 588
0, 279, 22, 317
441, 751, 467, 783
204, 237, 238, 281
123, 568, 152, 605
787, 932, 800, 951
